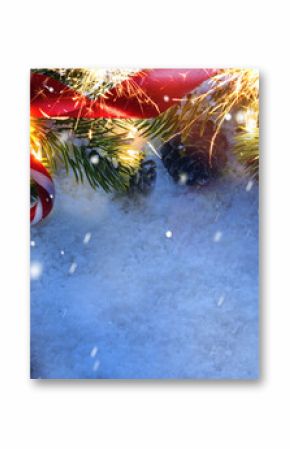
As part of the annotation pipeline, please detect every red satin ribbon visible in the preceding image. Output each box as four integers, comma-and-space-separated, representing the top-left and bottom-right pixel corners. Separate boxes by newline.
31, 69, 217, 120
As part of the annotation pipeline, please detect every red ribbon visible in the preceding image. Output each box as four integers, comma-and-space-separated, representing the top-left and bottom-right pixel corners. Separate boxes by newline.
30, 68, 217, 224
31, 69, 217, 119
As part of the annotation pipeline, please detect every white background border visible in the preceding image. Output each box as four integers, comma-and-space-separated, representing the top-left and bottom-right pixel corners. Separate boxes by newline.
1, 1, 289, 447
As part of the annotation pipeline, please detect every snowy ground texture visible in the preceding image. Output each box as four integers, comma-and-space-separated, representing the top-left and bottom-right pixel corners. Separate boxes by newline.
31, 159, 259, 379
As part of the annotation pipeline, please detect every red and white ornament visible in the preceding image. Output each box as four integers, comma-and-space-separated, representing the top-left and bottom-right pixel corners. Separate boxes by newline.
30, 154, 55, 225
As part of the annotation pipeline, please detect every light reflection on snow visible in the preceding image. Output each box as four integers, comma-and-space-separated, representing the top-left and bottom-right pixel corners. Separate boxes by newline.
165, 230, 173, 238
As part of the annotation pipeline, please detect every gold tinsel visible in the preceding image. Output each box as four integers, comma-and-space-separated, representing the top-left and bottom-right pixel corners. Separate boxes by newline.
179, 69, 259, 167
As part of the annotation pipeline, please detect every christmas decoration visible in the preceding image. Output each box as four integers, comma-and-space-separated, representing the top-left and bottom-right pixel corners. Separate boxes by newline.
30, 154, 55, 225
178, 68, 259, 164
233, 127, 259, 179
161, 121, 228, 186
30, 69, 217, 119
30, 68, 216, 224
29, 68, 259, 225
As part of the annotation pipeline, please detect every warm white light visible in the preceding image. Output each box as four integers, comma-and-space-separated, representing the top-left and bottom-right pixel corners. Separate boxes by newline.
127, 149, 138, 157
127, 126, 138, 139
245, 118, 257, 133
235, 110, 246, 124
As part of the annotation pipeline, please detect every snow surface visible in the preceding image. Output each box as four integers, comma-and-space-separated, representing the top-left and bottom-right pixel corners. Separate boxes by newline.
30, 159, 259, 379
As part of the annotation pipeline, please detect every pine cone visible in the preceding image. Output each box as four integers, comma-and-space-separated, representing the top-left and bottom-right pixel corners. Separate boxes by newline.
161, 121, 228, 186
129, 159, 157, 194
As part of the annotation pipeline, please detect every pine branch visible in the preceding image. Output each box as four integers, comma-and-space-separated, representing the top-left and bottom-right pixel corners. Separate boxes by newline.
31, 68, 139, 99
233, 128, 259, 179
134, 105, 180, 141
31, 118, 143, 192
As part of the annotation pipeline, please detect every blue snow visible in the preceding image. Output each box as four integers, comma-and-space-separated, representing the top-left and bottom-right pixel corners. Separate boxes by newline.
30, 161, 259, 379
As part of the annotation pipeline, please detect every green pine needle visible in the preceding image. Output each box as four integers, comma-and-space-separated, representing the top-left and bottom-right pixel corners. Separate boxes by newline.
233, 128, 259, 179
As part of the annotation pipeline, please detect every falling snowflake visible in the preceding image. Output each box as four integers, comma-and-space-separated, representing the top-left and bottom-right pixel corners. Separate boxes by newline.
90, 346, 98, 358
30, 261, 43, 280
165, 230, 173, 238
69, 262, 77, 274
246, 180, 254, 192
213, 231, 222, 242
90, 154, 99, 165
92, 360, 100, 371
83, 233, 92, 245
217, 295, 225, 307
112, 157, 119, 169
179, 173, 188, 185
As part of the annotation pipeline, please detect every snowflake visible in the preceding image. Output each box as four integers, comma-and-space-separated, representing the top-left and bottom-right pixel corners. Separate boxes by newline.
83, 233, 92, 245
69, 262, 77, 274
30, 261, 43, 280
213, 231, 222, 242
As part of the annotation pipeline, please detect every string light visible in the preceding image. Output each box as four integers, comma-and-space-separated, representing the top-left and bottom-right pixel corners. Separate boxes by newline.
30, 122, 43, 161
180, 69, 259, 161
57, 68, 139, 99
127, 126, 138, 139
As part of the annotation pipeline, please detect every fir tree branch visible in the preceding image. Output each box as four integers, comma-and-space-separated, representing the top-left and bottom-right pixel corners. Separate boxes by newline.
233, 127, 259, 179
31, 118, 143, 192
